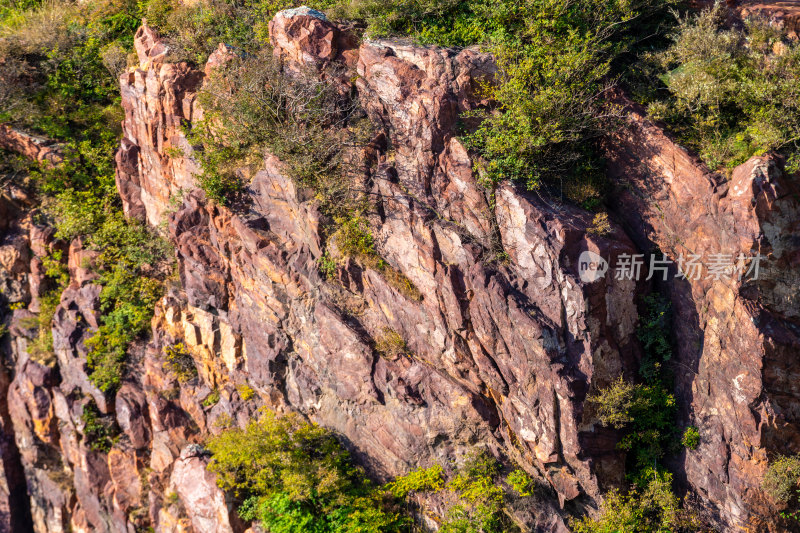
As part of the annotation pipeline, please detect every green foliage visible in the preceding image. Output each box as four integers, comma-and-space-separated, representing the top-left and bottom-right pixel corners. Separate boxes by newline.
681, 426, 700, 450
1, 0, 171, 395
506, 468, 534, 497
587, 213, 613, 237
571, 468, 698, 533
81, 401, 119, 453
590, 294, 678, 476
191, 47, 360, 210
25, 289, 61, 365
591, 376, 639, 429
335, 216, 377, 260
440, 452, 516, 533
386, 465, 444, 498
637, 293, 673, 381
208, 412, 536, 532
163, 342, 197, 383
206, 409, 407, 533
41, 249, 69, 287
645, 4, 800, 171
203, 389, 221, 407
336, 0, 675, 196
143, 0, 338, 64
318, 251, 337, 280
374, 328, 408, 359
763, 455, 800, 511
331, 216, 422, 300
237, 383, 256, 401
86, 268, 164, 392
589, 378, 676, 476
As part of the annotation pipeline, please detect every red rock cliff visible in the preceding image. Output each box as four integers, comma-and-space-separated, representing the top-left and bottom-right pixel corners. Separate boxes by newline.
0, 7, 798, 533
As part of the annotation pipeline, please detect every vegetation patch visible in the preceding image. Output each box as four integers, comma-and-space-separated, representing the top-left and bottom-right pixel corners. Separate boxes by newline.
207, 411, 535, 532
203, 389, 221, 407
81, 401, 119, 453
0, 0, 173, 395
374, 327, 408, 359
571, 468, 699, 532
681, 426, 700, 450
237, 383, 255, 401
163, 342, 198, 383
763, 454, 800, 522
206, 409, 408, 532
640, 4, 800, 172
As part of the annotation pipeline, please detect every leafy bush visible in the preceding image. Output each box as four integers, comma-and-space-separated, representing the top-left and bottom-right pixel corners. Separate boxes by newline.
25, 289, 61, 365
318, 251, 337, 279
237, 383, 255, 401
81, 401, 119, 453
163, 342, 197, 383
506, 468, 534, 497
143, 0, 338, 64
1, 0, 172, 395
587, 213, 613, 236
681, 426, 700, 450
206, 409, 407, 533
590, 294, 678, 475
191, 47, 362, 212
646, 4, 800, 171
203, 389, 221, 407
385, 465, 444, 498
763, 455, 800, 506
572, 468, 698, 533
374, 328, 408, 359
637, 293, 673, 381
440, 452, 517, 533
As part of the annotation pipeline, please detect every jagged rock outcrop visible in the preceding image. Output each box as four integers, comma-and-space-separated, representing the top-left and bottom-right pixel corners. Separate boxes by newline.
0, 125, 62, 166
0, 6, 799, 533
112, 12, 647, 530
605, 96, 800, 530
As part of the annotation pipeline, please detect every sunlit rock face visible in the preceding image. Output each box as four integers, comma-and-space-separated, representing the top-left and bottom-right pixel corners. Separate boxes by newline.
0, 6, 798, 533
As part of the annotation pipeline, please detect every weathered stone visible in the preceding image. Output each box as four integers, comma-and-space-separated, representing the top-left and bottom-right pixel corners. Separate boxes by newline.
604, 95, 800, 531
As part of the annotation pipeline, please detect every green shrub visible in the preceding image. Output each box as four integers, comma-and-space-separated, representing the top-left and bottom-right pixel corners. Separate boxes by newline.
335, 0, 675, 197
162, 342, 197, 383
681, 426, 700, 450
637, 293, 673, 381
208, 412, 538, 531
572, 468, 698, 533
203, 389, 221, 407
335, 215, 377, 260
587, 293, 680, 477
26, 289, 61, 366
143, 0, 339, 64
1, 0, 171, 395
506, 468, 534, 497
374, 328, 408, 359
386, 465, 444, 498
589, 376, 676, 474
237, 383, 256, 401
440, 452, 515, 533
81, 401, 119, 453
206, 409, 407, 533
41, 249, 69, 287
191, 47, 359, 211
763, 455, 800, 506
645, 4, 800, 171
318, 251, 337, 280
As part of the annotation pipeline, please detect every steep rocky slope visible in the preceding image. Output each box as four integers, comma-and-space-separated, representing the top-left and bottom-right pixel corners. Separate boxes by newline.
0, 7, 798, 533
